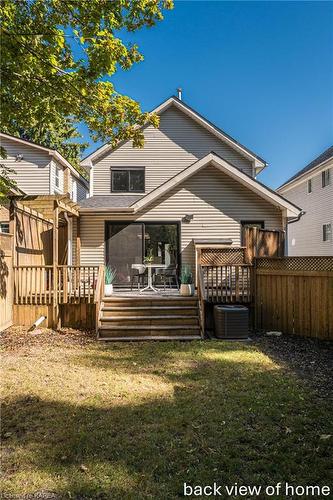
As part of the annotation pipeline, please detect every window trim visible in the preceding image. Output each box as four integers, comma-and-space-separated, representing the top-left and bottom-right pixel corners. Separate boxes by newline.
322, 169, 330, 188
323, 223, 332, 242
110, 167, 145, 193
54, 164, 62, 190
307, 178, 312, 194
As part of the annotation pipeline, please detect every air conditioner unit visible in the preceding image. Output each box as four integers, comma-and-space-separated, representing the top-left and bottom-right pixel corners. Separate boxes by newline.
214, 305, 249, 340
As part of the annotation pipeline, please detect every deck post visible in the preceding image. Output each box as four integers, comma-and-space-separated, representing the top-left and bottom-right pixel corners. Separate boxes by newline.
76, 217, 81, 265
53, 204, 60, 329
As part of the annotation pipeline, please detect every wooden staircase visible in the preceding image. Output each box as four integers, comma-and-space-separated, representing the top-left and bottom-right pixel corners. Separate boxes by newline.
97, 295, 202, 341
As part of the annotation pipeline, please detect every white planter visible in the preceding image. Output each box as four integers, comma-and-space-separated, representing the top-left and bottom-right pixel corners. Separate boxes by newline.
104, 284, 113, 296
180, 284, 194, 296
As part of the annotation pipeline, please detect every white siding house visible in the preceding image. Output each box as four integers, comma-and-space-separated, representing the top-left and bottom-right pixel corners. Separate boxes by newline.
278, 147, 333, 256
0, 133, 89, 233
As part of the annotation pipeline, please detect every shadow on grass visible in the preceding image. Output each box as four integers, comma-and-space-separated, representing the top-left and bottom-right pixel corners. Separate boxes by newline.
2, 341, 333, 499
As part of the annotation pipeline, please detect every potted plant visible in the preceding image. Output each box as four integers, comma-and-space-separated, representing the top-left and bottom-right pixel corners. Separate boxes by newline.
144, 249, 154, 264
180, 264, 194, 296
105, 266, 116, 296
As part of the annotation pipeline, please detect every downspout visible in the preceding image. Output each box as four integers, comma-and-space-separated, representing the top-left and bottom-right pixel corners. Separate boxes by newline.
64, 212, 72, 266
284, 210, 305, 256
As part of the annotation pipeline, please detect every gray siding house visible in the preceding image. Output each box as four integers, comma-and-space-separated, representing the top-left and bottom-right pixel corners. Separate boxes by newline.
79, 96, 300, 283
278, 146, 333, 256
0, 132, 89, 233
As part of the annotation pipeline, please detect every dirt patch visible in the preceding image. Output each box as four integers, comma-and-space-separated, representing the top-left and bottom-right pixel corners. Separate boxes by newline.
1, 326, 96, 352
252, 333, 333, 399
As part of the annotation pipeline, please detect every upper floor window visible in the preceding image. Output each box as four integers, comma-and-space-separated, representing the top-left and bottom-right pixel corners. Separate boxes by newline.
55, 165, 62, 190
307, 179, 312, 193
72, 180, 77, 202
0, 222, 9, 234
111, 168, 145, 193
322, 169, 330, 188
323, 223, 332, 242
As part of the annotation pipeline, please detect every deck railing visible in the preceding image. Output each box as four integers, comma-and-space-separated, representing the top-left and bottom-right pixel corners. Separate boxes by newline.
14, 266, 54, 305
197, 264, 206, 337
94, 266, 105, 334
201, 264, 253, 303
14, 265, 100, 305
57, 266, 99, 304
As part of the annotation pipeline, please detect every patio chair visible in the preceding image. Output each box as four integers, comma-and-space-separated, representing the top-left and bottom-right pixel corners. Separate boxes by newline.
130, 264, 146, 290
153, 265, 179, 290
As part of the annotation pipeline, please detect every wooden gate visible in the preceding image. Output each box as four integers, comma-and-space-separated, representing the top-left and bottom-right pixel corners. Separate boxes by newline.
0, 233, 13, 330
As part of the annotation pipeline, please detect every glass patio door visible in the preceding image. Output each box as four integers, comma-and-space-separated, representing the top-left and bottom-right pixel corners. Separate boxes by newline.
106, 223, 143, 285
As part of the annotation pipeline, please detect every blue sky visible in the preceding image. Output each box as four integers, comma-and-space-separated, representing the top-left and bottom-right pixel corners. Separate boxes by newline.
78, 1, 333, 189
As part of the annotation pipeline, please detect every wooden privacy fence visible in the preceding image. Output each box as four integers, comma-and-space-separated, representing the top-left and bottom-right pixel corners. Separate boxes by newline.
0, 233, 13, 330
255, 257, 333, 340
243, 226, 285, 263
13, 202, 53, 266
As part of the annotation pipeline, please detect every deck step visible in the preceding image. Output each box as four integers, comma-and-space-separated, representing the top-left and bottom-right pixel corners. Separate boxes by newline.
101, 306, 198, 317
102, 297, 198, 307
100, 315, 199, 326
98, 335, 202, 342
98, 325, 201, 338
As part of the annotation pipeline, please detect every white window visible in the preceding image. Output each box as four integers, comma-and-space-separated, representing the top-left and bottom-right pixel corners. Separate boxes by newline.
72, 180, 77, 202
307, 179, 312, 193
0, 222, 9, 233
322, 169, 330, 188
323, 223, 332, 242
55, 165, 61, 190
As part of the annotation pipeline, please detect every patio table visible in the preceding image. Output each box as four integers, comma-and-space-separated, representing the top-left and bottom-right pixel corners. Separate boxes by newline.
140, 264, 166, 293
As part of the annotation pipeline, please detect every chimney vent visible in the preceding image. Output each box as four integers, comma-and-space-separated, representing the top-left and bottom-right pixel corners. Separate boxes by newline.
177, 87, 182, 100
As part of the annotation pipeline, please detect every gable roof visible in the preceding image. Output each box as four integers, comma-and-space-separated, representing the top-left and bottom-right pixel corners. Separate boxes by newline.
79, 152, 301, 217
0, 132, 89, 187
278, 145, 333, 191
81, 96, 267, 171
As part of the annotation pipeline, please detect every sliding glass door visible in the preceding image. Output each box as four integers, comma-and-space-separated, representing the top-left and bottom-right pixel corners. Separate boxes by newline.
144, 224, 178, 267
105, 222, 179, 286
106, 223, 143, 285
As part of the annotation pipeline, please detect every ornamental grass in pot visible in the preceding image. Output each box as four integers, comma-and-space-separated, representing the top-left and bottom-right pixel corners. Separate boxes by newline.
180, 264, 194, 296
105, 266, 116, 296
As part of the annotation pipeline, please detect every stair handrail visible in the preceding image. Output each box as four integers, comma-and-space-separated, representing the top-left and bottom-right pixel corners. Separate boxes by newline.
197, 264, 206, 338
94, 265, 105, 334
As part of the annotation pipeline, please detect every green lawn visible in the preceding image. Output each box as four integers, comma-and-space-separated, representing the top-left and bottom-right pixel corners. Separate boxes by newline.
1, 330, 332, 499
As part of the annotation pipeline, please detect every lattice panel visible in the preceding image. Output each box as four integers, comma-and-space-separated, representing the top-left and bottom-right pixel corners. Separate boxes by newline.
256, 256, 333, 272
200, 247, 245, 266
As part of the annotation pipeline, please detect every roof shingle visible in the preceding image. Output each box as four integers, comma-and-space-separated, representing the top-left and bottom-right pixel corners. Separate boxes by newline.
79, 195, 143, 209
279, 146, 333, 189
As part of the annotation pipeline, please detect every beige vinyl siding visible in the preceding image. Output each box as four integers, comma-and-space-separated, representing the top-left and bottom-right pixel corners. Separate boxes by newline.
280, 160, 333, 256
80, 165, 282, 267
0, 137, 51, 194
77, 179, 88, 201
93, 106, 253, 195
0, 204, 9, 225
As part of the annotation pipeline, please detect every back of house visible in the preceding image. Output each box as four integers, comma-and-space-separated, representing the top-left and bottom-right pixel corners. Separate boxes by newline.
0, 132, 89, 233
79, 95, 300, 283
278, 146, 333, 256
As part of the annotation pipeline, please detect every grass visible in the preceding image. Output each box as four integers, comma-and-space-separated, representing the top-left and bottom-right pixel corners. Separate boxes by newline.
1, 330, 332, 499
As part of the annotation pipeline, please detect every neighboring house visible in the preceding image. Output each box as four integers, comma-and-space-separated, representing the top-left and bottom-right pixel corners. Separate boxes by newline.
79, 95, 301, 284
0, 132, 89, 232
277, 146, 333, 256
